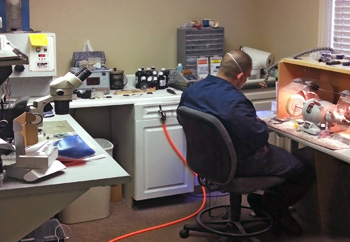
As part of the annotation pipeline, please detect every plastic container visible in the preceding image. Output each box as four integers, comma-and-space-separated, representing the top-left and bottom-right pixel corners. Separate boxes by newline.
57, 186, 111, 224
94, 138, 113, 157
57, 139, 114, 224
248, 63, 261, 80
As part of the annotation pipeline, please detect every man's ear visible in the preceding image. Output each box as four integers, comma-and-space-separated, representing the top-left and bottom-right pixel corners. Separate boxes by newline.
237, 72, 244, 80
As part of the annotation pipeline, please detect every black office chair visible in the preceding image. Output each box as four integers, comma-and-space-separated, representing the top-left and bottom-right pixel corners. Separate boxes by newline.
177, 106, 285, 241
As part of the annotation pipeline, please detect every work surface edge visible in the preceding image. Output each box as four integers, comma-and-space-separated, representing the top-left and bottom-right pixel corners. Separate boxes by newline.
70, 88, 182, 108
267, 119, 350, 164
0, 114, 131, 198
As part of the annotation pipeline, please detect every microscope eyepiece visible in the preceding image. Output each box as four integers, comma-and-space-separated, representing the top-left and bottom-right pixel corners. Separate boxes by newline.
74, 67, 91, 82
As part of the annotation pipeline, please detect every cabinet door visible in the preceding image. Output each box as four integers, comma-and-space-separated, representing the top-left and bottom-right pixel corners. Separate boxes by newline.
134, 118, 194, 200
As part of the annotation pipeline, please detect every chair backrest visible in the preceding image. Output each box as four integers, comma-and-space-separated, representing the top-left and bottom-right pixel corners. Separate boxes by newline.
177, 106, 237, 186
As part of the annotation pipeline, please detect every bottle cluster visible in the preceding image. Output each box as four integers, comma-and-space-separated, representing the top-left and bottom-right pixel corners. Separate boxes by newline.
135, 66, 170, 90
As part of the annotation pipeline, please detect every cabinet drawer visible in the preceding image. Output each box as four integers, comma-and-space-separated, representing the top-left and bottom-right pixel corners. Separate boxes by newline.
134, 101, 180, 120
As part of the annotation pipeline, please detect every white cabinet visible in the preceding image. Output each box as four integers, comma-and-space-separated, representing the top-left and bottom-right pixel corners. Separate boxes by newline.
68, 84, 277, 207
111, 101, 194, 206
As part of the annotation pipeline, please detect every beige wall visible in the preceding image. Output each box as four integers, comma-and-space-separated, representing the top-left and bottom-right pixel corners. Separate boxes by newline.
254, 0, 320, 61
29, 0, 320, 76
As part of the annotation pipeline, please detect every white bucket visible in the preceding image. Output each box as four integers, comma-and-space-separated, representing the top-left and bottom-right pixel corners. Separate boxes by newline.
94, 138, 113, 157
58, 138, 114, 224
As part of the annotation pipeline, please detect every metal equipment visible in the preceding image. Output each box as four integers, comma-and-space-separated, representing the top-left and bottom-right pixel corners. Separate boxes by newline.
0, 0, 30, 32
301, 97, 350, 135
71, 51, 111, 94
3, 32, 57, 97
282, 78, 350, 135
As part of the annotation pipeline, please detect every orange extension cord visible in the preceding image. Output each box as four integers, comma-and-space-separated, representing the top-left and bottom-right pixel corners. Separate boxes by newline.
107, 122, 207, 242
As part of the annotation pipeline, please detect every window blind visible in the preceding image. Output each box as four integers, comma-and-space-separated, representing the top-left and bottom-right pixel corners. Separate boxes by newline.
332, 0, 350, 54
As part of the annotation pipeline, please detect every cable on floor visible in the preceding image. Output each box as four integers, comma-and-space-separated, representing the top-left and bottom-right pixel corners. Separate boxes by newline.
107, 122, 206, 242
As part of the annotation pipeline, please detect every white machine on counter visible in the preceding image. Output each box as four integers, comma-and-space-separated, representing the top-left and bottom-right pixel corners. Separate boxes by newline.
3, 32, 57, 97
301, 96, 350, 135
241, 46, 274, 81
71, 51, 111, 94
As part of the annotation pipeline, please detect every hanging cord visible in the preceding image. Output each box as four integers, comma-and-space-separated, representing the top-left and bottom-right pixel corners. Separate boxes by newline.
260, 47, 335, 88
107, 106, 207, 242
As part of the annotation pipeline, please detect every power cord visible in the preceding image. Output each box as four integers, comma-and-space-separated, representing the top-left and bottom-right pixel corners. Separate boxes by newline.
260, 47, 335, 88
106, 106, 207, 242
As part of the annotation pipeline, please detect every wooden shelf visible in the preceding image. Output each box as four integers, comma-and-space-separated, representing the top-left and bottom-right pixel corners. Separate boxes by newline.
281, 58, 350, 75
277, 58, 350, 119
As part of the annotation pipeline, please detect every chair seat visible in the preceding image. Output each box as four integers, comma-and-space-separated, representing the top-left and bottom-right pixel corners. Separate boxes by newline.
220, 176, 285, 194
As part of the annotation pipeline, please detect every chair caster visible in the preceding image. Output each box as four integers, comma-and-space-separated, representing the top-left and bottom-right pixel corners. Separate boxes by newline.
179, 229, 189, 238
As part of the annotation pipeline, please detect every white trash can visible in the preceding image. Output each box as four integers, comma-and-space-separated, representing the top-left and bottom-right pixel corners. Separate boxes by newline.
94, 138, 114, 157
57, 138, 114, 224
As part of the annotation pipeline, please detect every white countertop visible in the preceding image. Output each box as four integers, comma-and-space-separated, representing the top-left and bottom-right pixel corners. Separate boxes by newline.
0, 114, 131, 197
70, 88, 182, 109
267, 119, 350, 164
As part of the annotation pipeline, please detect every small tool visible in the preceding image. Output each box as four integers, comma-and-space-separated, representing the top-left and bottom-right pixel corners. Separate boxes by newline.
166, 88, 176, 95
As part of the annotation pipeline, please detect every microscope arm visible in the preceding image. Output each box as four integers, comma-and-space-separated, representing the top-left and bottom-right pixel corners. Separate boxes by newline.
31, 95, 55, 115
29, 67, 91, 126
29, 95, 55, 126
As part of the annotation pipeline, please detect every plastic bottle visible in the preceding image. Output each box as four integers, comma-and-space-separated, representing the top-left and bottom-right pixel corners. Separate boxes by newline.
147, 76, 153, 88
325, 122, 330, 136
176, 63, 183, 72
145, 67, 153, 78
162, 68, 170, 83
151, 71, 158, 88
151, 66, 158, 76
153, 76, 158, 89
158, 71, 167, 89
135, 68, 143, 88
319, 123, 327, 138
140, 76, 148, 90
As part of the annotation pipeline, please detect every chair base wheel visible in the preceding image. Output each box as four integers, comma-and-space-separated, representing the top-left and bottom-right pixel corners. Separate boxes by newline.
179, 229, 189, 238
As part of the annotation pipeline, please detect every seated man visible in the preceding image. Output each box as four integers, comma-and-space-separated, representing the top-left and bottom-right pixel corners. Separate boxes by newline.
178, 50, 316, 236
